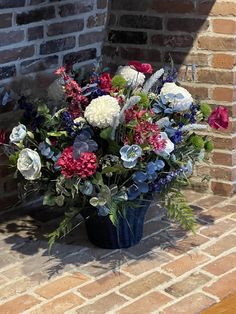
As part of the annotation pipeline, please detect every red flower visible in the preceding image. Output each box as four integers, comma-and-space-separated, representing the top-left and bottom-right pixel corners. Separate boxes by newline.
0, 129, 7, 145
99, 73, 112, 92
208, 106, 229, 130
57, 147, 97, 179
128, 61, 153, 74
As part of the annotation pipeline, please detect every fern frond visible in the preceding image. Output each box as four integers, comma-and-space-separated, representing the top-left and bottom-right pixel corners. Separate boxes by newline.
165, 190, 196, 233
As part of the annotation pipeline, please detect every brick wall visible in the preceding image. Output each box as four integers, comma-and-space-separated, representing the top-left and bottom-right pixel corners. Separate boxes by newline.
0, 0, 108, 210
0, 0, 107, 86
103, 0, 236, 196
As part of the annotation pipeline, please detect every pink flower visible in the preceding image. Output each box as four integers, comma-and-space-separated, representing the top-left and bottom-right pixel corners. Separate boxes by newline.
208, 106, 229, 130
55, 67, 66, 76
128, 61, 153, 74
57, 147, 97, 179
0, 129, 7, 145
99, 73, 112, 92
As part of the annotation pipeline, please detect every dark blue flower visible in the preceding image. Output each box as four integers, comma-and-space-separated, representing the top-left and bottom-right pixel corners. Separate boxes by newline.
171, 130, 183, 144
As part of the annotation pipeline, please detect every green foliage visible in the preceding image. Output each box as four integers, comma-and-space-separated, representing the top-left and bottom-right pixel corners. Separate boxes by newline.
100, 127, 120, 154
47, 131, 67, 137
200, 103, 212, 118
204, 140, 214, 153
166, 189, 196, 232
9, 152, 19, 166
47, 207, 80, 252
190, 135, 205, 149
43, 192, 56, 206
112, 75, 127, 89
136, 92, 149, 106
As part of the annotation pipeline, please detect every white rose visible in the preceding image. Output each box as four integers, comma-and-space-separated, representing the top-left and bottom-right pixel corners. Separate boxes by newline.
160, 82, 193, 112
10, 124, 27, 143
158, 132, 174, 155
84, 95, 120, 128
17, 148, 41, 180
116, 66, 145, 88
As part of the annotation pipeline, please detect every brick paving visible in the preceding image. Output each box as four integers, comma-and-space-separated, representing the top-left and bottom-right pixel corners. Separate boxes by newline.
0, 190, 235, 313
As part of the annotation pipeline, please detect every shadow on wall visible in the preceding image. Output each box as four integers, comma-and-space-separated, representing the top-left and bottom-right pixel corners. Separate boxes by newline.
103, 0, 216, 71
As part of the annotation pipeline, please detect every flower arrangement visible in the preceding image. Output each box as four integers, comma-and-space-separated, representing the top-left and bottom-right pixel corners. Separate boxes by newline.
2, 61, 229, 248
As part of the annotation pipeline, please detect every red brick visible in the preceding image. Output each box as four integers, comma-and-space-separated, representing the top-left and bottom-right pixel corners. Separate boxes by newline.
0, 30, 24, 48
211, 181, 236, 196
202, 292, 236, 314
212, 151, 235, 167
28, 26, 43, 41
193, 195, 226, 209
0, 46, 34, 64
76, 293, 126, 313
204, 269, 236, 299
47, 19, 84, 36
203, 253, 236, 276
162, 253, 209, 276
79, 31, 105, 47
152, 34, 193, 48
213, 19, 236, 34
212, 87, 236, 102
122, 252, 171, 276
87, 13, 106, 28
16, 6, 55, 25
119, 291, 172, 314
150, 0, 194, 13
79, 272, 129, 299
40, 37, 75, 55
203, 234, 236, 256
111, 0, 148, 11
32, 293, 84, 314
212, 54, 235, 69
211, 167, 236, 181
168, 18, 209, 33
162, 292, 215, 314
198, 36, 236, 51
165, 234, 209, 256
0, 294, 40, 314
59, 1, 93, 17
35, 273, 89, 299
200, 219, 236, 238
197, 69, 233, 85
211, 2, 236, 16
165, 272, 211, 297
119, 272, 171, 298
0, 14, 12, 29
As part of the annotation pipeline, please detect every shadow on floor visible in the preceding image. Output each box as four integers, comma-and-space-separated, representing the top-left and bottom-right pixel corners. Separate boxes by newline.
0, 202, 214, 281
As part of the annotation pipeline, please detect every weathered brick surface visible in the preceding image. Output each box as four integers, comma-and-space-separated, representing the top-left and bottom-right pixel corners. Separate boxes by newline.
162, 293, 215, 314
119, 271, 171, 298
204, 270, 236, 299
0, 294, 40, 314
118, 291, 172, 314
79, 272, 129, 299
0, 191, 235, 313
162, 253, 210, 276
35, 273, 89, 299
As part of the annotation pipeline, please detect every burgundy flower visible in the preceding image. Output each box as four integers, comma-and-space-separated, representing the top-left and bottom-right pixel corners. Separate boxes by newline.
57, 146, 97, 179
128, 61, 153, 74
99, 73, 112, 92
0, 129, 7, 145
208, 106, 229, 130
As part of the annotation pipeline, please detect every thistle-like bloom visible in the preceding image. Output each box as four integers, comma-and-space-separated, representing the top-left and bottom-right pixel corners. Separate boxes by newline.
120, 145, 142, 168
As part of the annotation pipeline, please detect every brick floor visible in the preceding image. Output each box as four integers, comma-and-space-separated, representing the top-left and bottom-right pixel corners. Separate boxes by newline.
0, 190, 235, 313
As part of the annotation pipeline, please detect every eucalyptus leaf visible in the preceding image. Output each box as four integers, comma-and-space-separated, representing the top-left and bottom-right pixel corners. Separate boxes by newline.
47, 131, 67, 137
43, 193, 56, 206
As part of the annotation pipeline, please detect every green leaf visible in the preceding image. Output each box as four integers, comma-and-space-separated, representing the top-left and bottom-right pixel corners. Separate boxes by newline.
47, 131, 67, 137
43, 193, 56, 206
38, 104, 49, 115
9, 152, 19, 166
100, 127, 112, 140
55, 195, 65, 207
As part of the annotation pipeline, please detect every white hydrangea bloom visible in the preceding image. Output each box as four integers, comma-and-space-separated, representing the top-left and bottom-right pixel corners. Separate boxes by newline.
116, 66, 145, 88
84, 95, 120, 128
160, 82, 193, 112
10, 124, 27, 143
